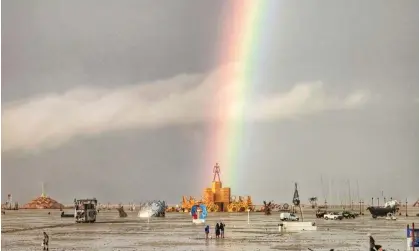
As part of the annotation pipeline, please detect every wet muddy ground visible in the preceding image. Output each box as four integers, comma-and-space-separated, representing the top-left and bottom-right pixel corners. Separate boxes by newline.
2, 208, 418, 251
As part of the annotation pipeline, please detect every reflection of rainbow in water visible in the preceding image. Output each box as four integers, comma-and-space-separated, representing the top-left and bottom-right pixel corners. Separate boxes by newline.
191, 204, 208, 224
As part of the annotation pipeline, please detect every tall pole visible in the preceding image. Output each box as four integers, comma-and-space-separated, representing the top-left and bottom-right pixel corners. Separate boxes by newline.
371, 197, 374, 207
360, 200, 364, 221
328, 177, 332, 208
320, 175, 326, 206
405, 199, 408, 217
377, 197, 380, 207
361, 200, 364, 214
412, 223, 415, 251
42, 182, 45, 197
348, 180, 352, 210
247, 209, 250, 224
299, 204, 304, 222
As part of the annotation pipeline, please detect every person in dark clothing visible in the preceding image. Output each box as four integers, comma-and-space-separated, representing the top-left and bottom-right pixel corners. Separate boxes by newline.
369, 234, 384, 251
219, 222, 225, 238
204, 225, 210, 239
43, 232, 49, 251
215, 223, 220, 239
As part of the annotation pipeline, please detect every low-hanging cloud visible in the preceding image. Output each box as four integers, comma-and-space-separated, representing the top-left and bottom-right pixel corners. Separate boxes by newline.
2, 63, 370, 153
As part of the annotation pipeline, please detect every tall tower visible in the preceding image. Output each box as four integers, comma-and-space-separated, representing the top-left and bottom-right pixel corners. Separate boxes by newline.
41, 182, 46, 197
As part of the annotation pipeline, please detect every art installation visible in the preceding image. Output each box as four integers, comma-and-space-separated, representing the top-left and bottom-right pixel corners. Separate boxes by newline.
191, 204, 208, 224
22, 195, 64, 209
181, 163, 254, 212
22, 184, 64, 209
117, 206, 128, 218
137, 200, 166, 218
367, 200, 400, 219
262, 201, 274, 215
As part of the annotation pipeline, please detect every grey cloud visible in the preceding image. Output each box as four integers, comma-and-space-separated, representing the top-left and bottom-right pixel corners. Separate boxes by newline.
2, 63, 370, 153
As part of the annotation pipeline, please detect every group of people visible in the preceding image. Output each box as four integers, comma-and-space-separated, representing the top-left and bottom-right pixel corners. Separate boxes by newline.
204, 222, 225, 239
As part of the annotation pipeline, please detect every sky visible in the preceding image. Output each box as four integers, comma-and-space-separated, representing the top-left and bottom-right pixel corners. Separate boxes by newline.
2, 0, 419, 205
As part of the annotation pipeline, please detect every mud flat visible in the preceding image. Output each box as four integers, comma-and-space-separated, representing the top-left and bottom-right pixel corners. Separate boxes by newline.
2, 208, 418, 251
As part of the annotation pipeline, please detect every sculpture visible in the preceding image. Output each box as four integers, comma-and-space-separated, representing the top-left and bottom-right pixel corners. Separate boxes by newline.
138, 200, 166, 218
213, 162, 221, 182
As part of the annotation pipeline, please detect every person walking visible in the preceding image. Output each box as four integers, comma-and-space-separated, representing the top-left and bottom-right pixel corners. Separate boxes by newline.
220, 222, 225, 238
42, 232, 49, 251
204, 225, 210, 239
215, 223, 220, 239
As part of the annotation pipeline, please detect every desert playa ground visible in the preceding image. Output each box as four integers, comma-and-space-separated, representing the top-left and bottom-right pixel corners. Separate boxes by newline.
2, 207, 419, 251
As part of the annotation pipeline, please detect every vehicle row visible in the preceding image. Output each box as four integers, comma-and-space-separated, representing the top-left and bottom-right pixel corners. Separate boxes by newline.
316, 210, 359, 220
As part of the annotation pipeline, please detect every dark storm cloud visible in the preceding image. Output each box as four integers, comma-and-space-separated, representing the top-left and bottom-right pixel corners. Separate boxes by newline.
2, 0, 418, 204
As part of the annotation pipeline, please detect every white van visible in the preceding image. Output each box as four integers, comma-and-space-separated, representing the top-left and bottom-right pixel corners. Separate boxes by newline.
280, 212, 299, 221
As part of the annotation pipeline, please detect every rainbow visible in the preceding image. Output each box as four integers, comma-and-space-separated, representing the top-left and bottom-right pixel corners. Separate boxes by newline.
206, 1, 273, 186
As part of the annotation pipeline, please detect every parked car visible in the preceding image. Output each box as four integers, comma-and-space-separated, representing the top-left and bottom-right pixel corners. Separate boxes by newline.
280, 212, 299, 221
341, 211, 357, 219
324, 212, 343, 220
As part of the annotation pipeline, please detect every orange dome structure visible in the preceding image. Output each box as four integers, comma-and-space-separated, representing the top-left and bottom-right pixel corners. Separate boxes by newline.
22, 195, 64, 209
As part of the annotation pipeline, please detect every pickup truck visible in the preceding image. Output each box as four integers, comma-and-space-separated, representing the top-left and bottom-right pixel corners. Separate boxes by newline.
324, 212, 343, 220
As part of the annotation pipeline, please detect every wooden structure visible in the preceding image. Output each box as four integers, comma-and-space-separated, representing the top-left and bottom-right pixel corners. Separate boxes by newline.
181, 163, 253, 212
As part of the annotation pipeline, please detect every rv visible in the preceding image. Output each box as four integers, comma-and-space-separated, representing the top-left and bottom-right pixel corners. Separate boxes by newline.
74, 198, 98, 223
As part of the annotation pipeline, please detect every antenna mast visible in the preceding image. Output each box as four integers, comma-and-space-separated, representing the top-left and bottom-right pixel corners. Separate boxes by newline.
327, 176, 332, 205
41, 182, 46, 197
348, 179, 352, 210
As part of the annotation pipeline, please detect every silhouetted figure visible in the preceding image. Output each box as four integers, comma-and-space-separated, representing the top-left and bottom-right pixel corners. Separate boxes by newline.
369, 234, 384, 251
215, 223, 220, 239
204, 225, 210, 239
43, 232, 49, 251
220, 222, 225, 238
